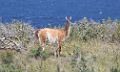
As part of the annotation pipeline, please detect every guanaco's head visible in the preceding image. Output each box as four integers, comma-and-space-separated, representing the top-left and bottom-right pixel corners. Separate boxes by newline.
65, 16, 72, 22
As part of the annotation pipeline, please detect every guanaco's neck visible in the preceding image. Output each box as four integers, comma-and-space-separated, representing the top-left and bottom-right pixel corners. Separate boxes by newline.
64, 19, 71, 38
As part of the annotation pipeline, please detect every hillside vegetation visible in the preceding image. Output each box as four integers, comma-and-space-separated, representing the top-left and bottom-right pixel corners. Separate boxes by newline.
0, 18, 120, 72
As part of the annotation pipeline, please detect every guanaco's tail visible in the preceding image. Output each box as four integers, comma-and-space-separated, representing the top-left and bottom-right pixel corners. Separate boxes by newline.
34, 29, 40, 44
35, 29, 39, 39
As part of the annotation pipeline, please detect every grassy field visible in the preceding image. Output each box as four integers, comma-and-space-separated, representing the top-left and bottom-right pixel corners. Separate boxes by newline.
0, 18, 120, 72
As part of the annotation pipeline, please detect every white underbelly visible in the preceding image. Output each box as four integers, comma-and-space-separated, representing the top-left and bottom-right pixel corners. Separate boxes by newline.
46, 32, 58, 43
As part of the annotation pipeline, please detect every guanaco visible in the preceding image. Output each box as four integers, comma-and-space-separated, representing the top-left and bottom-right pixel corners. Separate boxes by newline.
35, 16, 72, 56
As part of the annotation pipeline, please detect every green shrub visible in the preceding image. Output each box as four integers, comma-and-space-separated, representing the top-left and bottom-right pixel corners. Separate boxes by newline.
0, 51, 14, 64
0, 64, 23, 72
112, 24, 120, 42
70, 18, 120, 43
70, 21, 99, 41
71, 47, 94, 72
0, 21, 34, 50
111, 67, 120, 72
29, 48, 49, 60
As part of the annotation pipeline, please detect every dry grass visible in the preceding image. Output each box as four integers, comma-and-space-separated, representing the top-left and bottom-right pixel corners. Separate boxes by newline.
0, 18, 120, 72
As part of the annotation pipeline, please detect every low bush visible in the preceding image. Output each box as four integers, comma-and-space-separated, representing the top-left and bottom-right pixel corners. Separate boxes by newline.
0, 64, 23, 72
0, 51, 14, 64
29, 48, 49, 60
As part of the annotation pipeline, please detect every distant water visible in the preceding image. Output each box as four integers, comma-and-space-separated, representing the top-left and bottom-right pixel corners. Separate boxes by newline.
0, 0, 120, 28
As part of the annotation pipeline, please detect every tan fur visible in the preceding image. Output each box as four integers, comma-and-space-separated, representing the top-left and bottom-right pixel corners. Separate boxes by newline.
35, 16, 72, 56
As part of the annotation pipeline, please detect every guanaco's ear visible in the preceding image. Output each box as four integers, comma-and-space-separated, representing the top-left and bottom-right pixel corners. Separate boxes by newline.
65, 16, 68, 20
65, 16, 72, 20
69, 16, 72, 20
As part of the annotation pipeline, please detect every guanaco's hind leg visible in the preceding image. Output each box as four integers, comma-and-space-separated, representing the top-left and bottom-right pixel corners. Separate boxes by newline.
39, 36, 46, 51
41, 43, 45, 51
58, 43, 62, 55
56, 41, 62, 57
